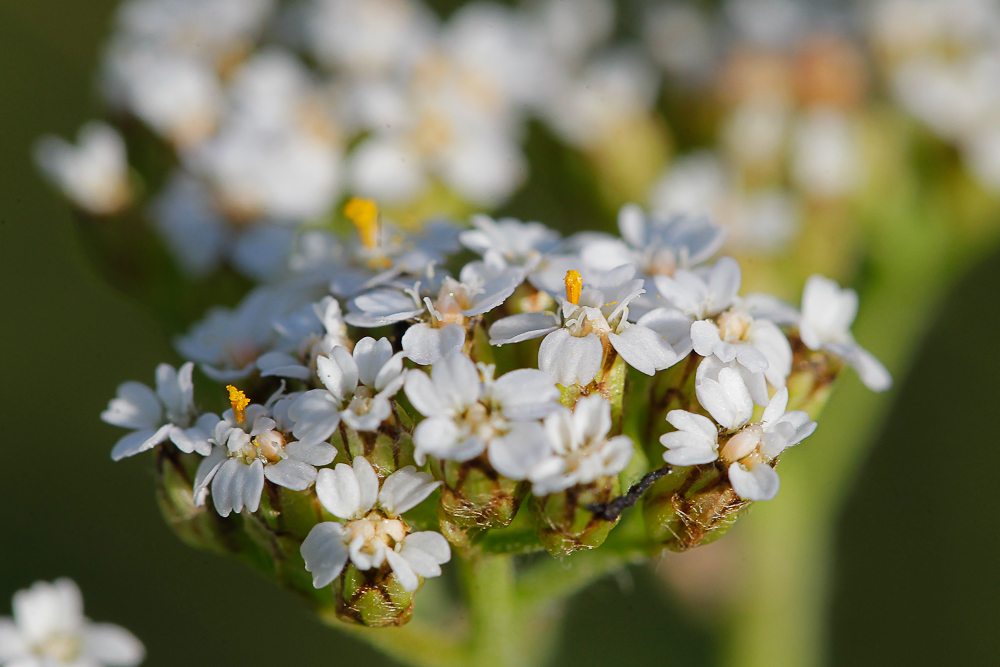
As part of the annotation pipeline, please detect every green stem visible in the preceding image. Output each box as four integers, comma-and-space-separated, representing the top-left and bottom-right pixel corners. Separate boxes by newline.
326, 616, 467, 667
516, 546, 646, 614
461, 551, 520, 667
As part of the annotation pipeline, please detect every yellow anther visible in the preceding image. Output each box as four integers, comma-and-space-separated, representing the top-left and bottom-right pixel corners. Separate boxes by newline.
226, 385, 251, 424
344, 197, 380, 249
565, 270, 583, 305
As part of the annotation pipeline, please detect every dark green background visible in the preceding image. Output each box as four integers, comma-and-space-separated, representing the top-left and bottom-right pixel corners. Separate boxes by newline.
1, 2, 996, 665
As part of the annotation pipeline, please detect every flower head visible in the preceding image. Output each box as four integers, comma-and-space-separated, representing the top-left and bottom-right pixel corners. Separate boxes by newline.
301, 457, 450, 592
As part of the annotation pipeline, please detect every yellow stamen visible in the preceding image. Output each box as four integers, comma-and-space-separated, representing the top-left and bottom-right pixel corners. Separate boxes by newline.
226, 385, 251, 423
344, 197, 380, 249
565, 270, 583, 305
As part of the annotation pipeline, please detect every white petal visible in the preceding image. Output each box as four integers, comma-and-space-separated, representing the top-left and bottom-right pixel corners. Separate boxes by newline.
193, 446, 227, 506
353, 457, 380, 515
660, 429, 720, 465
404, 370, 452, 419
101, 381, 161, 430
346, 288, 423, 327
572, 395, 613, 443
83, 623, 145, 666
734, 343, 769, 374
637, 307, 694, 355
690, 319, 724, 358
210, 459, 242, 517
264, 459, 318, 491
538, 329, 603, 386
728, 461, 780, 501
288, 390, 341, 445
373, 352, 406, 393
402, 322, 465, 366
696, 365, 753, 430
242, 460, 265, 513
761, 387, 790, 426
839, 343, 893, 392
0, 619, 28, 661
301, 522, 349, 588
491, 369, 560, 420
317, 347, 359, 402
353, 337, 394, 388
398, 531, 451, 579
488, 421, 551, 479
341, 396, 393, 432
412, 417, 462, 465
748, 319, 793, 387
430, 352, 482, 411
155, 362, 192, 421
488, 312, 560, 345
665, 409, 719, 441
617, 203, 646, 248
284, 440, 337, 467
608, 324, 678, 375
13, 579, 83, 645
109, 424, 172, 461
256, 351, 312, 381
379, 466, 441, 516
385, 549, 420, 592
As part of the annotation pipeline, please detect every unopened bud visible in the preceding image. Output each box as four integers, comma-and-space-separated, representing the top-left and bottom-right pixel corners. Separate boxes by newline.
433, 456, 526, 547
333, 563, 415, 628
532, 476, 622, 557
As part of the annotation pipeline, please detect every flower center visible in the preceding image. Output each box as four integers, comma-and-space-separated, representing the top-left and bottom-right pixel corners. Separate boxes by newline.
717, 309, 753, 342
227, 385, 251, 423
253, 430, 286, 463
34, 632, 81, 663
347, 514, 408, 557
347, 386, 375, 416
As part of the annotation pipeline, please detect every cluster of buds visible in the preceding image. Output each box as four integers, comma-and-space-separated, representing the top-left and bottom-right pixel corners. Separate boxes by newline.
102, 199, 889, 626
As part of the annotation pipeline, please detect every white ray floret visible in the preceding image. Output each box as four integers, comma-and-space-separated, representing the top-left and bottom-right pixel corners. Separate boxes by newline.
300, 457, 450, 593
528, 395, 634, 496
103, 361, 216, 461
404, 352, 559, 474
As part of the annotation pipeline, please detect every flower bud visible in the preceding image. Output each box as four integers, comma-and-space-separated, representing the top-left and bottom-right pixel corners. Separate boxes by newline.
331, 403, 416, 478
642, 463, 747, 552
432, 456, 526, 547
532, 476, 622, 557
332, 563, 415, 628
786, 334, 843, 415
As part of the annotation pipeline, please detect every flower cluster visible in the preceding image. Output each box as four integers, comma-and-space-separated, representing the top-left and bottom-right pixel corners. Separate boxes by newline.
34, 0, 654, 282
101, 198, 890, 625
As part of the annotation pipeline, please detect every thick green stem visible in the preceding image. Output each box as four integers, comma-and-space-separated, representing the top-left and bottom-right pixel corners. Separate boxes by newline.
461, 551, 521, 667
516, 546, 646, 613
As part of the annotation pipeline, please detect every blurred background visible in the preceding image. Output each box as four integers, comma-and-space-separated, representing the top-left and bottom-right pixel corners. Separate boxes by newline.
2, 0, 1000, 665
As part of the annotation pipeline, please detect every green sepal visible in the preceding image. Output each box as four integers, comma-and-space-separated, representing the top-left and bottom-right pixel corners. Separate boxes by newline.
532, 476, 622, 557
333, 564, 416, 627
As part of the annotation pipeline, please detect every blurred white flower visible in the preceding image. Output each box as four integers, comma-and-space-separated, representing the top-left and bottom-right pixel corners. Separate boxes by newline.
34, 122, 131, 215
0, 580, 144, 667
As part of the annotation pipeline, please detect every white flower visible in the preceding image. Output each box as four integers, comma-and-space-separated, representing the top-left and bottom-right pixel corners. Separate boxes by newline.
0, 579, 144, 667
175, 278, 327, 382
579, 203, 726, 277
653, 255, 742, 321
257, 296, 349, 381
490, 265, 680, 385
348, 261, 522, 365
459, 214, 561, 271
799, 275, 892, 392
528, 395, 634, 496
287, 338, 406, 443
103, 44, 222, 148
103, 362, 216, 461
690, 304, 793, 388
34, 122, 131, 215
404, 352, 559, 475
300, 458, 450, 593
149, 171, 231, 279
661, 372, 817, 502
194, 390, 336, 517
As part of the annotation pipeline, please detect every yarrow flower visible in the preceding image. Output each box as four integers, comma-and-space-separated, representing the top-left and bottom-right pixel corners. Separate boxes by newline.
489, 265, 680, 385
0, 579, 144, 667
34, 122, 131, 216
660, 366, 817, 501
528, 395, 634, 496
102, 362, 216, 461
300, 457, 451, 592
347, 261, 522, 365
194, 386, 336, 516
403, 352, 560, 475
288, 337, 407, 443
